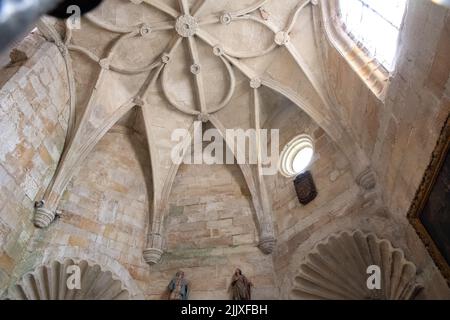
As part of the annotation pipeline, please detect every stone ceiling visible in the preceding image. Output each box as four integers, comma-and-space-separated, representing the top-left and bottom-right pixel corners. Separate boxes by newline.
32, 0, 376, 265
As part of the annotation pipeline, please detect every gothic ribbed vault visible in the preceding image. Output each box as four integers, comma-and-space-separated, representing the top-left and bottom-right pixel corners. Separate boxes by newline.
32, 0, 376, 265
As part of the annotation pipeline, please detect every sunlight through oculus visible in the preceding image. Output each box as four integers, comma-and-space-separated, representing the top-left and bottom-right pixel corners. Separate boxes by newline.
279, 135, 315, 178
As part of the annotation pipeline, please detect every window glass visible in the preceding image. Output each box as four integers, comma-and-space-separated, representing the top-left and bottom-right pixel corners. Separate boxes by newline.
339, 0, 407, 71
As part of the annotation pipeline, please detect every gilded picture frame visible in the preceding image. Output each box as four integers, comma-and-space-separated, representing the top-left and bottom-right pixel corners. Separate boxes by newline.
407, 114, 450, 284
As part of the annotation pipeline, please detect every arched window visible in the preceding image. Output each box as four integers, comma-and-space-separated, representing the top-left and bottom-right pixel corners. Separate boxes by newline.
339, 0, 408, 71
321, 0, 408, 99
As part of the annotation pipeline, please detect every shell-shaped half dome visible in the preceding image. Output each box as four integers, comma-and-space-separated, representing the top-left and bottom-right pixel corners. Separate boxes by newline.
8, 259, 131, 300
291, 230, 422, 300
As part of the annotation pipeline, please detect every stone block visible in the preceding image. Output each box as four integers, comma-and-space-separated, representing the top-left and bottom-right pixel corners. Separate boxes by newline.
232, 234, 255, 245
206, 218, 233, 229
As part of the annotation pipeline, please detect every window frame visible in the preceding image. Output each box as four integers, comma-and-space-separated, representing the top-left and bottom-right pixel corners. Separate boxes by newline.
320, 0, 408, 101
279, 135, 315, 178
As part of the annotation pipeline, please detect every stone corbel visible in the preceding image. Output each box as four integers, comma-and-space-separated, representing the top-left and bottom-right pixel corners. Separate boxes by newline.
254, 183, 277, 255
356, 167, 377, 190
143, 232, 164, 264
34, 200, 56, 228
254, 194, 277, 255
355, 167, 381, 209
143, 247, 163, 265
258, 233, 277, 254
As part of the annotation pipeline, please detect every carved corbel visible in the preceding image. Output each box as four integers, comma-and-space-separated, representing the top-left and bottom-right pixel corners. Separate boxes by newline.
34, 200, 57, 228
254, 184, 277, 255
143, 232, 164, 264
356, 167, 377, 190
258, 234, 277, 254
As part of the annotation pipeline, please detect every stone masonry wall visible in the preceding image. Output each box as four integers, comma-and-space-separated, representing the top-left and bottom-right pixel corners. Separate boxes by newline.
16, 129, 151, 298
321, 1, 450, 298
264, 98, 450, 299
146, 162, 278, 300
263, 98, 359, 295
0, 1, 448, 300
325, 1, 450, 218
14, 125, 278, 299
0, 38, 69, 296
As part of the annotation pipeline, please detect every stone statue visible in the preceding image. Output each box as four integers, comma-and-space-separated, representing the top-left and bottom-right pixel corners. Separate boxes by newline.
229, 268, 253, 300
168, 271, 189, 300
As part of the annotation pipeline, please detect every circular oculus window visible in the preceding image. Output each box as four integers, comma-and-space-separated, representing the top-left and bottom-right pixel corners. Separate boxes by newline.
279, 135, 314, 177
